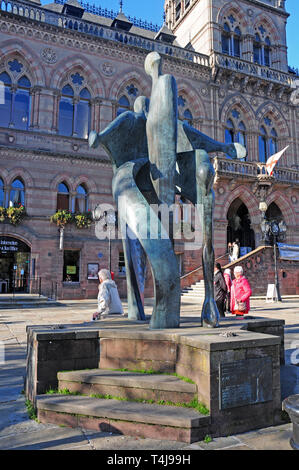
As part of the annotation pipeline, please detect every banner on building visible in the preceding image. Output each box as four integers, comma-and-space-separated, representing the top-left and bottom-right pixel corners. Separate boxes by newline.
266, 146, 289, 176
277, 243, 299, 261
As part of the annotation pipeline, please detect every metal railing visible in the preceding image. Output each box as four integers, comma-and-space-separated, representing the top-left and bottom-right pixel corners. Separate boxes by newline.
8, 277, 58, 300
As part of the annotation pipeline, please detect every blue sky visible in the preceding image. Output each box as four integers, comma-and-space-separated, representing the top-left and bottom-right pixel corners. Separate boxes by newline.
42, 0, 299, 67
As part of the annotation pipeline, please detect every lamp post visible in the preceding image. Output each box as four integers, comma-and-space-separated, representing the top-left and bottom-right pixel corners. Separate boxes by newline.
260, 219, 287, 302
92, 205, 116, 274
106, 212, 116, 274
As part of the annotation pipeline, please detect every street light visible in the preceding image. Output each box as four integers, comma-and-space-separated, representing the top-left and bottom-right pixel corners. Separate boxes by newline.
92, 206, 117, 274
260, 219, 287, 302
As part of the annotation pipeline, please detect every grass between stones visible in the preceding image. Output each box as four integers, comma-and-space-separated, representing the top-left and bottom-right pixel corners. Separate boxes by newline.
45, 388, 209, 416
25, 399, 38, 422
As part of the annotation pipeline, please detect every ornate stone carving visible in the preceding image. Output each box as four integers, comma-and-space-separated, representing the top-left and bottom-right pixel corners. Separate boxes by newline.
101, 62, 116, 77
41, 48, 58, 64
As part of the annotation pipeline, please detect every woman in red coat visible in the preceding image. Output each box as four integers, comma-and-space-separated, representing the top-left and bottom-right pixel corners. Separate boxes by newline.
230, 266, 252, 316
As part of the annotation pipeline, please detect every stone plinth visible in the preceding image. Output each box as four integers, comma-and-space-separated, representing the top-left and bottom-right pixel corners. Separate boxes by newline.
26, 316, 285, 438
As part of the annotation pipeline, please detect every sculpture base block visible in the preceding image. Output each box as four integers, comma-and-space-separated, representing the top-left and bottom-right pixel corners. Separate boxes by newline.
26, 316, 285, 440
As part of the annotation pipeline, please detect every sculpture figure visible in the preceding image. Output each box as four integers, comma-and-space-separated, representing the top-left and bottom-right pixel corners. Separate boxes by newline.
89, 51, 246, 329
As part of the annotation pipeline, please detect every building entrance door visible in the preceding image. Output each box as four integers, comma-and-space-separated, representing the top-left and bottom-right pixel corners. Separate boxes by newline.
0, 237, 31, 293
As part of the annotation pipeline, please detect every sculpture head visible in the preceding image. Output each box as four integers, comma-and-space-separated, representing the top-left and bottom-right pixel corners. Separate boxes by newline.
134, 96, 150, 118
145, 51, 162, 80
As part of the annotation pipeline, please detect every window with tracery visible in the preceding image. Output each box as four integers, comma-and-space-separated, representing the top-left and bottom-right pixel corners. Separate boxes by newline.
178, 95, 194, 126
116, 83, 140, 116
224, 109, 247, 159
253, 27, 271, 67
58, 72, 91, 139
221, 18, 242, 58
0, 59, 31, 130
258, 117, 278, 163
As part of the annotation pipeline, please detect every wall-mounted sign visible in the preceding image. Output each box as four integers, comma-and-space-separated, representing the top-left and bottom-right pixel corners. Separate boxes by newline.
87, 263, 99, 280
0, 237, 30, 254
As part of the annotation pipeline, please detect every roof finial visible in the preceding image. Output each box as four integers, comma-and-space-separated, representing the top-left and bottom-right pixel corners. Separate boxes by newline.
119, 0, 123, 13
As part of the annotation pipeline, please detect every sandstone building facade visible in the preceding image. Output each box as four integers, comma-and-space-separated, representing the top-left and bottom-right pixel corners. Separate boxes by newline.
0, 0, 298, 299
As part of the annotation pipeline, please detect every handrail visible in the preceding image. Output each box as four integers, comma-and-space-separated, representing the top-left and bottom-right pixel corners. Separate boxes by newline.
180, 252, 229, 280
223, 245, 272, 269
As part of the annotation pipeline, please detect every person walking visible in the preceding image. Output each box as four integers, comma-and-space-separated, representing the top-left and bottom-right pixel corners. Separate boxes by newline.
92, 269, 124, 321
230, 266, 252, 317
214, 263, 227, 318
224, 268, 232, 313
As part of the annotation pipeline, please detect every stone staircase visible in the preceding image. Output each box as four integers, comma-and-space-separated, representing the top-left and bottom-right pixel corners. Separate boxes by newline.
181, 281, 205, 303
36, 369, 210, 443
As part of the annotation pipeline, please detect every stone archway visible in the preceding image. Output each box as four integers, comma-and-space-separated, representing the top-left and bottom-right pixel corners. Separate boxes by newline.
227, 198, 256, 255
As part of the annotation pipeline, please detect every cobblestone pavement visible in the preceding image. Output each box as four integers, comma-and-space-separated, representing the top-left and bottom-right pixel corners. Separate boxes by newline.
0, 297, 298, 451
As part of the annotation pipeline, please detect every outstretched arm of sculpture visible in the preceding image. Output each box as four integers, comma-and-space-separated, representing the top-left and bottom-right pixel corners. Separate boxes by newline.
178, 121, 247, 160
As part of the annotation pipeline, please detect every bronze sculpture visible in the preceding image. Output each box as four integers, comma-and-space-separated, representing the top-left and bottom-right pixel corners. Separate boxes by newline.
89, 52, 246, 329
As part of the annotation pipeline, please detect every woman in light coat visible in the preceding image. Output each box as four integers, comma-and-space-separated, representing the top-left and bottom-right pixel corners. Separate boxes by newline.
230, 266, 252, 316
92, 269, 124, 320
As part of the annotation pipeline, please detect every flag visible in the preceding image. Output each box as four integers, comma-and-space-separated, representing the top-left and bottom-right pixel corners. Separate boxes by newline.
266, 146, 289, 176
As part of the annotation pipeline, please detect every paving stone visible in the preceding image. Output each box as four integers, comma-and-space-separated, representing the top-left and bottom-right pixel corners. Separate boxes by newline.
0, 427, 91, 450
84, 433, 189, 450
191, 436, 242, 450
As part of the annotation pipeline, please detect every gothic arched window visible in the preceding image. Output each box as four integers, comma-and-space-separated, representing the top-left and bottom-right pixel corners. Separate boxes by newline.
14, 75, 31, 130
76, 88, 91, 139
178, 94, 194, 127
58, 74, 91, 139
0, 69, 31, 130
117, 95, 130, 116
258, 119, 278, 163
57, 182, 70, 211
254, 29, 272, 67
74, 184, 88, 213
225, 112, 247, 160
58, 85, 74, 137
221, 22, 242, 58
9, 178, 25, 207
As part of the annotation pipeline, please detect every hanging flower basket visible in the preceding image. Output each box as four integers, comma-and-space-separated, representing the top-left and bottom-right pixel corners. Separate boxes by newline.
74, 212, 93, 229
50, 210, 73, 228
6, 205, 26, 225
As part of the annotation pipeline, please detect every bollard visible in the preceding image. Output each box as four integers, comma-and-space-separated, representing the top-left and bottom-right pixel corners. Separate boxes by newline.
283, 395, 299, 450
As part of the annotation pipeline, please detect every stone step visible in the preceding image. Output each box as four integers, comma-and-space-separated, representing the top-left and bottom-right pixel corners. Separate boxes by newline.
58, 369, 197, 404
36, 394, 210, 444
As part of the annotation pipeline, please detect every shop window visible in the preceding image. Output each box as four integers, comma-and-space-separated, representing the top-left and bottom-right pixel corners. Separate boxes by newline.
63, 250, 80, 282
9, 178, 25, 207
57, 182, 70, 211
